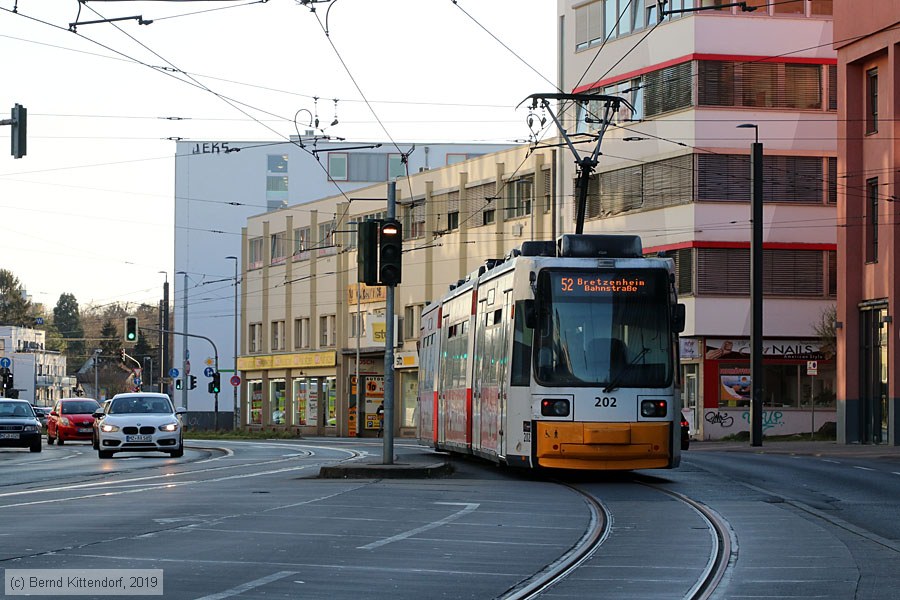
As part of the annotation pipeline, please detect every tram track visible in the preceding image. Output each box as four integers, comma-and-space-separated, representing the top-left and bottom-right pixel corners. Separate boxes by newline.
498, 480, 734, 600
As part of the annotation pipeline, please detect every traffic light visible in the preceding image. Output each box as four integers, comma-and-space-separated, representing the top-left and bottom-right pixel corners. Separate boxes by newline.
1, 370, 12, 390
175, 378, 183, 390
125, 317, 138, 342
188, 375, 197, 390
357, 220, 379, 286
378, 219, 402, 286
208, 371, 221, 394
11, 103, 26, 159
118, 348, 125, 362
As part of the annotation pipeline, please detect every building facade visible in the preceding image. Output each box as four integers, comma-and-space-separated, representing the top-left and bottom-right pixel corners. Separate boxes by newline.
834, 0, 900, 445
239, 145, 555, 436
173, 138, 516, 417
557, 0, 839, 440
0, 326, 76, 405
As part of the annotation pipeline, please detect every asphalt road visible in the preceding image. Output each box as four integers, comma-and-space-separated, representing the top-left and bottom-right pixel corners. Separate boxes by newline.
1, 439, 898, 599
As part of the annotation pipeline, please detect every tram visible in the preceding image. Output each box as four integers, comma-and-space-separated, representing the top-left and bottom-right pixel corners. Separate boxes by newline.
417, 234, 686, 471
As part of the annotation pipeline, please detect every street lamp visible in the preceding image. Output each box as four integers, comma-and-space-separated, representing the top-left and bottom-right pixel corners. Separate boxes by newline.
737, 123, 764, 447
158, 271, 168, 395
226, 256, 239, 431
93, 348, 101, 399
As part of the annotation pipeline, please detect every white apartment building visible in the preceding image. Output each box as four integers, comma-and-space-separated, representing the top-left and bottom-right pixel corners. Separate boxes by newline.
173, 137, 515, 416
0, 326, 76, 405
558, 0, 838, 439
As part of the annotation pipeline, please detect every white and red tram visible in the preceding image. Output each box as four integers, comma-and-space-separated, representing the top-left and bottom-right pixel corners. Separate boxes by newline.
417, 234, 686, 470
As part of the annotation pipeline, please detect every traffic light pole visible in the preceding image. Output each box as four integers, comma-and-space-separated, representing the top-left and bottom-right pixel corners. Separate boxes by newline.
383, 181, 397, 465
140, 326, 219, 428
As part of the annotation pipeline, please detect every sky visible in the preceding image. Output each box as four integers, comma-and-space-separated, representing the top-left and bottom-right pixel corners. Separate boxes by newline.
0, 0, 556, 311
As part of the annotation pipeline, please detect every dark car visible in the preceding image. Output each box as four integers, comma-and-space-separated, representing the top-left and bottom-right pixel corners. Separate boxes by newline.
0, 399, 43, 452
31, 406, 51, 429
47, 398, 101, 445
680, 414, 691, 451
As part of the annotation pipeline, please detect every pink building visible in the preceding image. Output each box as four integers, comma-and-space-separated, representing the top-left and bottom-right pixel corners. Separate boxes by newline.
834, 0, 900, 445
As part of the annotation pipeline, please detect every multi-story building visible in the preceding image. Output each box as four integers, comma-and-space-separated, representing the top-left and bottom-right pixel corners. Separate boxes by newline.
557, 0, 839, 439
0, 326, 76, 404
173, 137, 515, 417
833, 0, 900, 445
239, 145, 555, 436
237, 2, 844, 440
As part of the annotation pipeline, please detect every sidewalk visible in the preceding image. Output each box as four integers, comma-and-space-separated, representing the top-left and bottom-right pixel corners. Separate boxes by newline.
688, 439, 900, 461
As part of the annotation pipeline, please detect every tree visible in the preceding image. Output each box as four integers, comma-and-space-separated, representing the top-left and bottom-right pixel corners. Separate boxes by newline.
99, 319, 121, 360
0, 269, 33, 326
53, 293, 85, 372
813, 304, 837, 359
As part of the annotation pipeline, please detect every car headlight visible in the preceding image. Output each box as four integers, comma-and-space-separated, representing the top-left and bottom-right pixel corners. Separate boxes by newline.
61, 417, 71, 426
100, 423, 120, 433
158, 422, 179, 432
23, 425, 39, 433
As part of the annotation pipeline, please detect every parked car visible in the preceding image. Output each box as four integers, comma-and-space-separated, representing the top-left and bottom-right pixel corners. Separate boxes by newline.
681, 414, 691, 451
0, 399, 42, 452
94, 393, 186, 459
47, 398, 101, 445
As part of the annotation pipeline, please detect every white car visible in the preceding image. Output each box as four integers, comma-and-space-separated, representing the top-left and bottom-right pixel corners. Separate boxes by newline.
94, 393, 186, 459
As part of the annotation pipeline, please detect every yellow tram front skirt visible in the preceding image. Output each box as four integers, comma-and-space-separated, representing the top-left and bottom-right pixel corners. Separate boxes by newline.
535, 421, 673, 470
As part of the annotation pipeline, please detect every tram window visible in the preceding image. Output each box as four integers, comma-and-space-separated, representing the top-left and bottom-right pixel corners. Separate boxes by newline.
511, 300, 533, 386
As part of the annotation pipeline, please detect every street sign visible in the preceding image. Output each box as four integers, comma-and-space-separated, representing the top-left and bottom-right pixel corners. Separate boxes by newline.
185, 360, 191, 375
230, 375, 241, 387
34, 317, 43, 325
203, 366, 215, 377
807, 360, 818, 376
169, 368, 179, 378
133, 377, 141, 386
0, 357, 9, 368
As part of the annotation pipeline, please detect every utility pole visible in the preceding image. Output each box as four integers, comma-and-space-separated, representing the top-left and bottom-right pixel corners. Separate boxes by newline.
178, 271, 189, 410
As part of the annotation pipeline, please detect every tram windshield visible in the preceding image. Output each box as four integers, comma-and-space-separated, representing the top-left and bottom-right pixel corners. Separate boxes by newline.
534, 269, 673, 388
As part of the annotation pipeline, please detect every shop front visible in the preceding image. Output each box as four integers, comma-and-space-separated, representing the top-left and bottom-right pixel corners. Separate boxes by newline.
699, 339, 836, 440
238, 351, 338, 435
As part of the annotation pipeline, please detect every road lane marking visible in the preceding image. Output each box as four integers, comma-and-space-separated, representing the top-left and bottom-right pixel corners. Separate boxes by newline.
822, 459, 840, 464
852, 466, 875, 471
357, 502, 479, 550
194, 571, 299, 600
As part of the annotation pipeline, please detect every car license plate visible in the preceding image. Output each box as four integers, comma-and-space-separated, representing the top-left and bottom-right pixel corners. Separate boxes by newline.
0, 433, 20, 439
78, 428, 92, 433
126, 434, 152, 442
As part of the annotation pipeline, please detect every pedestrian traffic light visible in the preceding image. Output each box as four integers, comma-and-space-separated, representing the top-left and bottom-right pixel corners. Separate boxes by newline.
125, 317, 138, 342
208, 371, 221, 394
175, 378, 183, 390
378, 219, 402, 286
1, 370, 12, 389
189, 375, 197, 390
11, 103, 26, 159
357, 220, 379, 286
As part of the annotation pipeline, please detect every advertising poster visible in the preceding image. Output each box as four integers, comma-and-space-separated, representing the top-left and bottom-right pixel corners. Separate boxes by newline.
719, 366, 751, 406
364, 376, 385, 430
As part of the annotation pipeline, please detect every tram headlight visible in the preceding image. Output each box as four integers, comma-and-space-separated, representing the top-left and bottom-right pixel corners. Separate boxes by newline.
640, 399, 668, 418
541, 398, 570, 417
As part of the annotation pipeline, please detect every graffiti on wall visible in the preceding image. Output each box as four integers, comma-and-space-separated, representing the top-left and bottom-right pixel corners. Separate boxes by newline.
705, 410, 785, 431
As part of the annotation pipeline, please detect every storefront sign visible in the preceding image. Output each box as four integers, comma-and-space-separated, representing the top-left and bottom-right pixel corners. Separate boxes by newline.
394, 351, 419, 369
237, 351, 336, 371
705, 339, 825, 360
347, 283, 387, 306
680, 338, 701, 359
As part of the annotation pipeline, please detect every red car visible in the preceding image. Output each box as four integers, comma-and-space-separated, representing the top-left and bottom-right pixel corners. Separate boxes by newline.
47, 398, 101, 445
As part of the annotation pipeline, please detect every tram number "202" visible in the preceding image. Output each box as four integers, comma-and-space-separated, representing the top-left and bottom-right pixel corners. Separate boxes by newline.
594, 396, 617, 408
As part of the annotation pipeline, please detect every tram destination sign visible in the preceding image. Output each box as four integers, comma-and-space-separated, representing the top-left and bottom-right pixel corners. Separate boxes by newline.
554, 272, 658, 296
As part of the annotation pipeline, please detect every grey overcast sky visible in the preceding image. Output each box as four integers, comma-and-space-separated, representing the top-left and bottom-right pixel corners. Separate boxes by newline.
0, 0, 555, 310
